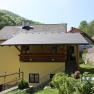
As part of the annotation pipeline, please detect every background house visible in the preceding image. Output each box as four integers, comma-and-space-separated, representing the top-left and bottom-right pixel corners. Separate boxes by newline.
82, 46, 94, 64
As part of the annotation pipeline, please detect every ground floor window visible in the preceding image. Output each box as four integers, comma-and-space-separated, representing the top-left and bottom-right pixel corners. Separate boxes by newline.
29, 73, 39, 83
50, 73, 55, 79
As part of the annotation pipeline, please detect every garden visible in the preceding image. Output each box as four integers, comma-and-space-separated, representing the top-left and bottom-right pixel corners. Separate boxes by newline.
35, 72, 94, 94
6, 70, 94, 94
5, 61, 94, 94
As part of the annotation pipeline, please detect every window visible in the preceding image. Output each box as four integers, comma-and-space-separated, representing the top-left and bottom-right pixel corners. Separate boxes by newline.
29, 73, 39, 83
50, 73, 55, 79
21, 45, 30, 54
52, 45, 57, 54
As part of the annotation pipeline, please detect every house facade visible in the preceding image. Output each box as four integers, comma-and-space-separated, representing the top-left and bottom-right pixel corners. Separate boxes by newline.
1, 24, 92, 87
0, 27, 21, 90
0, 26, 21, 75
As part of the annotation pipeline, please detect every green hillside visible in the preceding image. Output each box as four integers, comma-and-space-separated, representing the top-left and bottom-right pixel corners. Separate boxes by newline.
0, 10, 40, 29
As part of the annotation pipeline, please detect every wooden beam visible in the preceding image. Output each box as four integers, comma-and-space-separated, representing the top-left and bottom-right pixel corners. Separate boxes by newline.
81, 32, 94, 44
76, 45, 80, 70
15, 46, 21, 52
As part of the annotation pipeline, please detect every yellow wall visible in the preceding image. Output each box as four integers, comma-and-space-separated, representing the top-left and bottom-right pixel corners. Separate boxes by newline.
20, 62, 65, 86
20, 45, 65, 86
0, 45, 65, 86
0, 46, 20, 84
0, 45, 79, 86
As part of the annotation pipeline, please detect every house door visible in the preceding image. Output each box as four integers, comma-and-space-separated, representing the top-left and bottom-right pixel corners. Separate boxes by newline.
65, 45, 77, 74
0, 84, 3, 91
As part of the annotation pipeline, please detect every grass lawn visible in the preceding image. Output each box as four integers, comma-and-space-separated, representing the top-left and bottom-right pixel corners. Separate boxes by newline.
6, 89, 29, 94
34, 88, 59, 94
80, 63, 94, 74
6, 88, 59, 94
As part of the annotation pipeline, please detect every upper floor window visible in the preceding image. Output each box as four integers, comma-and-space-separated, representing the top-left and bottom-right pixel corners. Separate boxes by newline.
21, 45, 30, 54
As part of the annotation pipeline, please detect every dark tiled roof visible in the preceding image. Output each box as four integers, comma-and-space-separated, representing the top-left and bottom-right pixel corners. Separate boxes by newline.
0, 26, 21, 40
0, 24, 67, 40
0, 40, 4, 44
1, 25, 92, 45
69, 27, 94, 45
2, 31, 88, 45
68, 27, 82, 33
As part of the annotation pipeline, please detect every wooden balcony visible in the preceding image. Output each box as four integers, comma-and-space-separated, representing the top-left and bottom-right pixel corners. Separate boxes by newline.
19, 53, 66, 62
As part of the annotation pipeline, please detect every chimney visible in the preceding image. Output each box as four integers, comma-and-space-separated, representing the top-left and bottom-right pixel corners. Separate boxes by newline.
22, 20, 31, 27
71, 27, 74, 30
64, 23, 67, 33
22, 20, 34, 30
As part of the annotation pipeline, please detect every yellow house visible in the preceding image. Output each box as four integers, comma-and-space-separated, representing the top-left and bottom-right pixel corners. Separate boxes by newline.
0, 26, 22, 75
1, 24, 93, 87
0, 26, 21, 91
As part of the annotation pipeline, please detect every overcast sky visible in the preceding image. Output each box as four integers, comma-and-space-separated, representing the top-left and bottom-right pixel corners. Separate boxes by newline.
0, 0, 94, 28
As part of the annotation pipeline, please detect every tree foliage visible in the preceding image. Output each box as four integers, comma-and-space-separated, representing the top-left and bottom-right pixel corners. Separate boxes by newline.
0, 10, 40, 29
79, 20, 94, 37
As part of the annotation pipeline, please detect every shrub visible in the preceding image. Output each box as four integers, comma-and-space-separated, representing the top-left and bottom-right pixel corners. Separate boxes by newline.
18, 80, 29, 90
51, 73, 77, 94
51, 72, 94, 94
80, 72, 94, 94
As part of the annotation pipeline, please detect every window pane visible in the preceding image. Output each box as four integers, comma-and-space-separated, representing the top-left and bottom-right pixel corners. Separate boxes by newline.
35, 74, 39, 83
29, 74, 34, 83
29, 73, 39, 83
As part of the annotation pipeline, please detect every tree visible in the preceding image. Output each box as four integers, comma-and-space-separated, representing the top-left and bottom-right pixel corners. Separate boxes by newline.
79, 21, 89, 34
0, 12, 16, 29
79, 20, 94, 37
0, 10, 40, 29
89, 20, 94, 36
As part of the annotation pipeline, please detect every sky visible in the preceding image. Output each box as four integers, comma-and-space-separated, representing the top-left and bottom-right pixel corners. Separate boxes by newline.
0, 0, 94, 29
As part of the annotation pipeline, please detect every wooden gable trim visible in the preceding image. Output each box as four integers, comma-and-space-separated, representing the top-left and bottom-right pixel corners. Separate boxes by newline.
15, 46, 21, 52
81, 32, 94, 44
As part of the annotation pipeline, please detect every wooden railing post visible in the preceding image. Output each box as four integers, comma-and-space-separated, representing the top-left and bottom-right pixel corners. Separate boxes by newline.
3, 72, 6, 90
22, 72, 24, 80
0, 71, 24, 90
19, 68, 20, 78
76, 45, 80, 70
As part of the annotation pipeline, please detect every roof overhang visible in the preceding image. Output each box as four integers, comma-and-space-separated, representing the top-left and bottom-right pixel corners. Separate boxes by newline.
1, 32, 89, 46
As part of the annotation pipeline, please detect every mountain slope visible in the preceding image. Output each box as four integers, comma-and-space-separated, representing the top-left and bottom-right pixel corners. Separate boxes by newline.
0, 10, 40, 29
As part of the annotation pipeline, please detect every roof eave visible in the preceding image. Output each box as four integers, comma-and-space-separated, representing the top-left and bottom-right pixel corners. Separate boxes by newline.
1, 43, 89, 46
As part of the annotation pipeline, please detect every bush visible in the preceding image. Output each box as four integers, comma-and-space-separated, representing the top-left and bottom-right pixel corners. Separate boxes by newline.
51, 73, 77, 94
18, 80, 29, 90
80, 72, 94, 94
51, 72, 94, 94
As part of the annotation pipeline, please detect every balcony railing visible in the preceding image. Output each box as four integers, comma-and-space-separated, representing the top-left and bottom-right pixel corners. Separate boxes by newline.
19, 53, 66, 62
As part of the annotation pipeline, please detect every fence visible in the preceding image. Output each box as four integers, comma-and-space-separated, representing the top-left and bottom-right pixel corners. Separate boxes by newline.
0, 72, 24, 91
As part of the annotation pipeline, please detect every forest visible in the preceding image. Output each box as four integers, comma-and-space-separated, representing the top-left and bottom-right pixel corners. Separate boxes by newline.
0, 10, 39, 29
